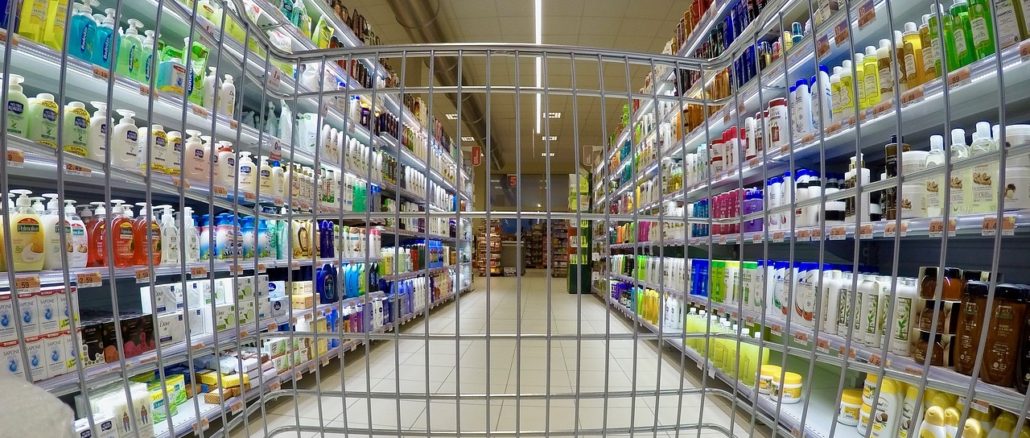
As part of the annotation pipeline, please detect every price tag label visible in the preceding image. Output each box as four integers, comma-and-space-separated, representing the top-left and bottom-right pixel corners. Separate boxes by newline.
191, 342, 206, 351
827, 225, 847, 240
269, 381, 281, 392
948, 67, 972, 87
772, 231, 785, 243
135, 269, 150, 284
1021, 40, 1030, 61
769, 323, 783, 337
257, 263, 267, 274
801, 133, 815, 144
190, 266, 208, 279
869, 353, 883, 366
826, 122, 842, 135
834, 20, 850, 46
244, 191, 257, 202
192, 418, 210, 434
212, 185, 228, 197
191, 104, 210, 118
92, 66, 111, 80
903, 365, 925, 376
62, 163, 91, 177
267, 323, 278, 331
139, 85, 154, 97
928, 218, 957, 237
289, 260, 301, 270
816, 338, 831, 354
718, 234, 728, 245
872, 101, 892, 117
793, 332, 809, 346
858, 0, 876, 29
14, 275, 40, 293
859, 224, 874, 239
751, 232, 762, 244
0, 29, 19, 46
268, 70, 282, 89
901, 86, 925, 105
810, 227, 823, 240
229, 399, 243, 415
981, 215, 1016, 236
269, 139, 282, 162
76, 272, 103, 288
229, 119, 239, 129
7, 149, 24, 167
797, 228, 812, 241
747, 157, 761, 168
817, 35, 830, 58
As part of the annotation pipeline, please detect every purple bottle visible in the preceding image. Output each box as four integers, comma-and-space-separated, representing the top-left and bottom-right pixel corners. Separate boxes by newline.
743, 188, 765, 233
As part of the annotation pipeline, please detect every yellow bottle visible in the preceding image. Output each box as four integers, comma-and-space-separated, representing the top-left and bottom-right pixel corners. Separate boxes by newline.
920, 15, 940, 83
920, 406, 949, 438
737, 331, 767, 386
8, 190, 46, 272
43, 0, 71, 51
944, 407, 962, 437
960, 418, 984, 438
853, 54, 868, 110
840, 60, 856, 120
863, 45, 881, 109
17, 0, 50, 44
903, 22, 926, 88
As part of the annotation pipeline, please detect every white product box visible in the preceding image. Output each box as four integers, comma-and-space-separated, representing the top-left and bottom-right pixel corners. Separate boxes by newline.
17, 291, 38, 337
0, 339, 22, 377
73, 417, 92, 438
257, 274, 269, 297
269, 295, 288, 322
0, 292, 14, 343
184, 308, 205, 337
57, 288, 77, 331
156, 312, 186, 346
24, 334, 46, 381
44, 331, 66, 379
140, 283, 179, 314
237, 300, 256, 326
36, 290, 61, 335
201, 304, 235, 333
257, 296, 271, 320
73, 415, 116, 438
65, 330, 79, 372
267, 280, 286, 298
184, 281, 210, 309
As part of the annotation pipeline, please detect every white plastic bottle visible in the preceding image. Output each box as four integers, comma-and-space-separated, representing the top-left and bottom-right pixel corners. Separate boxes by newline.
159, 206, 179, 265
820, 266, 843, 335
182, 206, 200, 262
87, 101, 109, 163
41, 194, 64, 270
949, 129, 971, 215
214, 141, 236, 190
219, 74, 236, 118
110, 110, 139, 169
857, 274, 881, 346
924, 135, 946, 217
183, 130, 209, 184
889, 277, 917, 356
202, 67, 218, 111
137, 124, 168, 174
237, 151, 257, 197
967, 121, 998, 214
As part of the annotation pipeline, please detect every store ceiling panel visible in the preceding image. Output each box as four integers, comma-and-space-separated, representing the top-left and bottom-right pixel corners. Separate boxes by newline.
345, 0, 688, 174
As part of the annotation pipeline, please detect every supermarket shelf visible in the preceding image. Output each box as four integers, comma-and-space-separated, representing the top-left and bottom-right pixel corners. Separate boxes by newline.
602, 274, 1030, 415
153, 286, 471, 438
380, 264, 460, 282
596, 286, 861, 438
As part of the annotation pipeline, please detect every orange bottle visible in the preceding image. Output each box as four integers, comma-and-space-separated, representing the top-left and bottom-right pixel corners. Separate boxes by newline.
110, 202, 136, 268
132, 203, 161, 266
86, 202, 106, 267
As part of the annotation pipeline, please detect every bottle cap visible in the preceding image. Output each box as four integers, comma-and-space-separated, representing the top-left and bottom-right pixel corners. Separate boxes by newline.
930, 134, 944, 151
951, 128, 966, 146
904, 22, 917, 33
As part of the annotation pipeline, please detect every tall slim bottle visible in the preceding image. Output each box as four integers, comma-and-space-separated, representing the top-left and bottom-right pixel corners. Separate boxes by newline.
949, 0, 976, 68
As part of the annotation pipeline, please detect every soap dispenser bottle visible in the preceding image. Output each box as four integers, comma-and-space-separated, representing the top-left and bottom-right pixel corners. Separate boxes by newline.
202, 67, 218, 111
140, 30, 156, 83
166, 130, 183, 176
132, 202, 161, 266
109, 201, 135, 267
27, 93, 59, 148
86, 202, 105, 267
137, 124, 168, 174
87, 101, 108, 162
116, 19, 144, 80
214, 141, 236, 191
2, 74, 28, 137
183, 129, 209, 184
67, 0, 97, 62
41, 194, 64, 270
9, 189, 46, 272
92, 8, 116, 67
65, 200, 88, 268
158, 205, 179, 265
219, 74, 236, 118
237, 151, 257, 197
110, 110, 139, 168
62, 101, 90, 157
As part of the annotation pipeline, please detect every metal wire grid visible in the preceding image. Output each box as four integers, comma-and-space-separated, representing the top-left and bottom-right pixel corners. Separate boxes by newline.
0, 0, 1028, 436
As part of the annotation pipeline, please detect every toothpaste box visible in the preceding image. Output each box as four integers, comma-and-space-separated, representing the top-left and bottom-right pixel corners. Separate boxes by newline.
156, 312, 186, 346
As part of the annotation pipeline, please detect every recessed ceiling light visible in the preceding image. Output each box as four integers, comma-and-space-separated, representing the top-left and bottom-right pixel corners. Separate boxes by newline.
541, 152, 555, 157
542, 136, 557, 141
461, 136, 474, 142
445, 113, 458, 120
544, 112, 561, 119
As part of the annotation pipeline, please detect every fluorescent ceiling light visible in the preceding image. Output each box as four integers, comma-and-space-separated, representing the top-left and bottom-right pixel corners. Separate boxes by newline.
544, 112, 561, 119
534, 0, 542, 134
541, 152, 555, 157
461, 136, 474, 142
445, 113, 458, 120
542, 136, 557, 141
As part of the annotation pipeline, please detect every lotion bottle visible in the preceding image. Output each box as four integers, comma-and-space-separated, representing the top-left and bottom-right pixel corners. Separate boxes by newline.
2, 74, 28, 137
110, 110, 139, 169
62, 101, 91, 157
219, 74, 236, 118
158, 206, 179, 265
202, 67, 218, 111
9, 189, 45, 272
87, 101, 109, 162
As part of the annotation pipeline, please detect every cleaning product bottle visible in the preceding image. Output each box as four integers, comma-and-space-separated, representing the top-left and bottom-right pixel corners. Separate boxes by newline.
62, 101, 90, 157
949, 129, 971, 214
8, 189, 46, 271
967, 121, 998, 214
202, 67, 218, 111
132, 203, 160, 266
920, 14, 940, 81
237, 151, 257, 197
158, 206, 179, 265
166, 130, 182, 176
16, 0, 50, 44
116, 19, 144, 80
110, 110, 139, 169
968, 0, 995, 59
214, 141, 236, 191
182, 207, 200, 262
903, 22, 925, 88
3, 74, 28, 137
137, 124, 168, 174
140, 30, 156, 84
86, 101, 109, 162
183, 129, 209, 184
93, 9, 116, 68
925, 135, 947, 217
863, 46, 881, 109
219, 74, 236, 118
950, 0, 976, 68
66, 0, 97, 62
27, 93, 59, 148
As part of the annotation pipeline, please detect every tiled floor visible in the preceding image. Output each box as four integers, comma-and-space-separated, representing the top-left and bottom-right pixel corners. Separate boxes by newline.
229, 271, 763, 438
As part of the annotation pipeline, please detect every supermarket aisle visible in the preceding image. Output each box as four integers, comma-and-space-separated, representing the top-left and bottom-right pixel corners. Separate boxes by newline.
233, 271, 756, 438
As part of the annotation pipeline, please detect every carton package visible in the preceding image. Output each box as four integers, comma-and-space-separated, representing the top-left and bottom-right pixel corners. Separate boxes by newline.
43, 331, 67, 378
0, 339, 23, 377
140, 283, 180, 315
156, 312, 186, 346
24, 334, 47, 381
200, 304, 236, 334
36, 289, 62, 334
0, 292, 14, 342
16, 290, 38, 337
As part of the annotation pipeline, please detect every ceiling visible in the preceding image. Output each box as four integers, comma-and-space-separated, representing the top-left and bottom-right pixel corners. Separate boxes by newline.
345, 0, 690, 175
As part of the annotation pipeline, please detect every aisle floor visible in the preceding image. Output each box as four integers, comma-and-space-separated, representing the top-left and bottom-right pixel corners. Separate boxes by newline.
231, 271, 760, 438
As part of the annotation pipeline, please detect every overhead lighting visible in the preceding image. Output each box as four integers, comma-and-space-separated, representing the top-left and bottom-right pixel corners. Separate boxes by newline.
461, 136, 474, 142
544, 112, 561, 119
542, 136, 557, 141
445, 113, 458, 120
534, 0, 542, 134
541, 152, 555, 157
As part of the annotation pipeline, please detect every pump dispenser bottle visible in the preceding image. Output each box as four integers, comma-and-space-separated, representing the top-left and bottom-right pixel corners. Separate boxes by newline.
9, 189, 45, 271
3, 74, 28, 137
968, 121, 998, 213
27, 93, 59, 148
220, 74, 236, 118
93, 8, 116, 67
87, 101, 109, 162
183, 129, 209, 184
110, 110, 139, 168
202, 67, 218, 111
133, 203, 161, 266
117, 19, 145, 80
183, 206, 200, 262
62, 101, 91, 157
158, 206, 179, 265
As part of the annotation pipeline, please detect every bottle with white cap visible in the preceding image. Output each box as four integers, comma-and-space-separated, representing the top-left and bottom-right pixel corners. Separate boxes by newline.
137, 124, 169, 174
924, 135, 947, 217
110, 110, 139, 169
158, 205, 180, 265
87, 101, 109, 162
202, 67, 218, 111
219, 74, 236, 118
948, 129, 971, 215
2, 74, 28, 136
967, 121, 998, 214
8, 189, 45, 271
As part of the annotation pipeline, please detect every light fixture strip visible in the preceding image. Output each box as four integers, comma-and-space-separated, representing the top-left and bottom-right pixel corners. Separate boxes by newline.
534, 0, 542, 134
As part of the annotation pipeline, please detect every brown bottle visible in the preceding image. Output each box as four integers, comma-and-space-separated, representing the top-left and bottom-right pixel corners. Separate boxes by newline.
980, 284, 1028, 387
954, 280, 988, 375
884, 135, 912, 220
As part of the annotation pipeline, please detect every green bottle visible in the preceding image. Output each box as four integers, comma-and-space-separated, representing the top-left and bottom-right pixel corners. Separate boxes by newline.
949, 0, 976, 68
928, 5, 950, 76
968, 0, 995, 59
116, 19, 144, 80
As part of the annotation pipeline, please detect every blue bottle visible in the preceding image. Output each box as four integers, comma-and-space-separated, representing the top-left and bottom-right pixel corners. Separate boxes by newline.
67, 1, 97, 62
92, 8, 116, 67
318, 220, 333, 257
316, 263, 337, 304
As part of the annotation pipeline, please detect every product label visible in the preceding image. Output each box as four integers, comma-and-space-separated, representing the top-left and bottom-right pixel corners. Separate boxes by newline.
879, 66, 893, 95
922, 45, 937, 76
970, 163, 995, 205
929, 38, 943, 71
950, 175, 965, 213
864, 74, 878, 104
954, 29, 969, 57
970, 17, 989, 47
994, 0, 1019, 47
